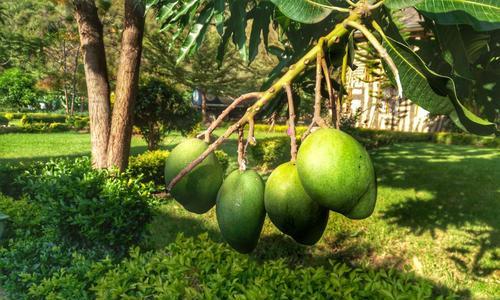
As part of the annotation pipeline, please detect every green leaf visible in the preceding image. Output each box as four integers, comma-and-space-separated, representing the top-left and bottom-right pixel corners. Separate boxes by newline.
385, 0, 500, 31
248, 2, 272, 62
176, 5, 214, 64
270, 0, 339, 24
229, 0, 249, 61
416, 0, 500, 31
157, 1, 180, 23
433, 25, 474, 79
379, 31, 497, 135
214, 0, 225, 36
384, 0, 423, 10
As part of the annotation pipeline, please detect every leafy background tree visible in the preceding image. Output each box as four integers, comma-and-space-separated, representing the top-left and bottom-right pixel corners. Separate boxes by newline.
0, 68, 40, 110
134, 78, 199, 150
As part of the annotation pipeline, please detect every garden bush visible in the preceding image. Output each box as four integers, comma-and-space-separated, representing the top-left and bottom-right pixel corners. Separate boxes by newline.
250, 137, 291, 170
0, 194, 42, 239
21, 113, 67, 125
93, 234, 458, 299
0, 231, 115, 300
127, 149, 230, 189
214, 150, 230, 172
0, 115, 8, 126
128, 150, 170, 188
253, 124, 499, 148
0, 162, 34, 198
66, 115, 90, 130
18, 157, 155, 253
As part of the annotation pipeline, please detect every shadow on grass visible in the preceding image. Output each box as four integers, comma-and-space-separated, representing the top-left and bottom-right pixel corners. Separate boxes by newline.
375, 143, 499, 278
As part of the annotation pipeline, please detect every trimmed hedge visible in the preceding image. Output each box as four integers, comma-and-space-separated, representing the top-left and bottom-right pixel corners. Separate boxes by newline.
21, 113, 67, 125
0, 115, 8, 126
256, 124, 499, 148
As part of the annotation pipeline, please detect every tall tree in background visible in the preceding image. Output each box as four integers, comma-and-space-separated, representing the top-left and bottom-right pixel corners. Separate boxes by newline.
73, 0, 145, 170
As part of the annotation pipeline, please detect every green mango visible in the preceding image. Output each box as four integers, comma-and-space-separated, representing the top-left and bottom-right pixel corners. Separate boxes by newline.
344, 178, 377, 219
264, 162, 329, 245
297, 128, 375, 213
216, 169, 265, 253
164, 138, 223, 214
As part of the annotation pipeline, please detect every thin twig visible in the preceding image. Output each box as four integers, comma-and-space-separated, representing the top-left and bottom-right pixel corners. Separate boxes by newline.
284, 83, 298, 162
345, 20, 403, 98
314, 39, 328, 128
244, 118, 256, 155
197, 92, 262, 142
237, 127, 246, 171
321, 58, 340, 129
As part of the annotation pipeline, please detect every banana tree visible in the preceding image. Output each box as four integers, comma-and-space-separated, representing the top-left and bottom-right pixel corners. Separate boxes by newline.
148, 0, 499, 189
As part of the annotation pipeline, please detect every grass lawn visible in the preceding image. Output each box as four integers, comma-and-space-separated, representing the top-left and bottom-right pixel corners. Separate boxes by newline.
0, 132, 498, 298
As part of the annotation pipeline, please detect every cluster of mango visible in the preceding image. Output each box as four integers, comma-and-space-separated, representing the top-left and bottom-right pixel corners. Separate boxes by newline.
165, 128, 377, 253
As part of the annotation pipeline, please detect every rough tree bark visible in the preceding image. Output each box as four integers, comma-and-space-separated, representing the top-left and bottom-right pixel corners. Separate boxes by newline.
107, 0, 145, 170
74, 0, 111, 168
73, 0, 145, 171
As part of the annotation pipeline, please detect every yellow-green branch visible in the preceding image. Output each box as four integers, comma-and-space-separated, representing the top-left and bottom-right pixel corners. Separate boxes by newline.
167, 12, 362, 191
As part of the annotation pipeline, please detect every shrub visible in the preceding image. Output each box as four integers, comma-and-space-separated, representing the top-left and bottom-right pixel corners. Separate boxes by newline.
1, 112, 25, 120
18, 157, 154, 253
128, 150, 170, 188
250, 137, 291, 170
0, 195, 42, 239
93, 234, 458, 299
134, 78, 199, 150
66, 115, 90, 130
21, 113, 67, 125
0, 115, 8, 126
433, 132, 499, 148
127, 149, 230, 189
214, 150, 230, 172
0, 162, 34, 198
3, 113, 15, 120
0, 232, 114, 300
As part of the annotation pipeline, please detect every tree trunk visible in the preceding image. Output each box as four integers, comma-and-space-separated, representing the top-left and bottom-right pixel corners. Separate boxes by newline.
107, 0, 145, 171
74, 0, 111, 168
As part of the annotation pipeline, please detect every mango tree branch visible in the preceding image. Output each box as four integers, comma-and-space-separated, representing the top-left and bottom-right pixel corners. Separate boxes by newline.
245, 117, 256, 154
197, 92, 262, 142
237, 127, 246, 171
313, 41, 328, 129
321, 58, 340, 129
345, 20, 403, 98
284, 83, 298, 162
167, 13, 362, 191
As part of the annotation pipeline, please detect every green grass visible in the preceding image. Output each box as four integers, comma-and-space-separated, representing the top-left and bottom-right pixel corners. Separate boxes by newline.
0, 132, 498, 298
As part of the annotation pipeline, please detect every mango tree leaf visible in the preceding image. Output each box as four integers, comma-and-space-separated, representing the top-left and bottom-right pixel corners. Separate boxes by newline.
214, 0, 225, 35
270, 0, 339, 24
176, 4, 214, 64
416, 0, 500, 31
230, 0, 249, 61
376, 23, 497, 135
384, 0, 500, 31
384, 0, 423, 10
248, 1, 272, 62
157, 1, 180, 24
